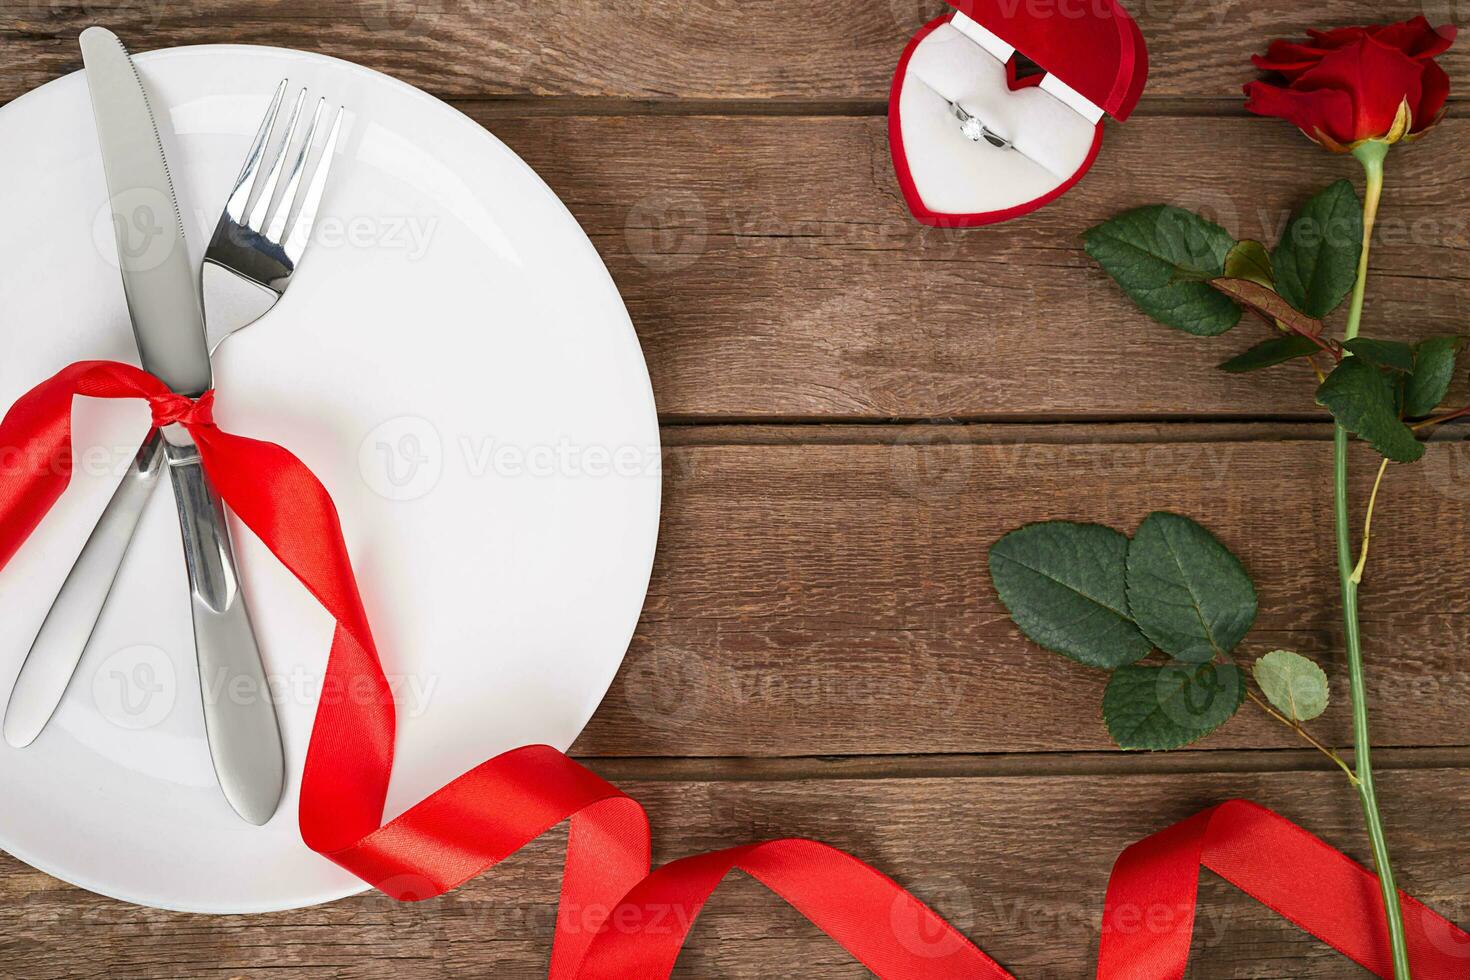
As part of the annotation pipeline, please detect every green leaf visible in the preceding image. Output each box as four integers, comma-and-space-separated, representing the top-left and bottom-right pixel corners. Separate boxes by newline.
1218, 335, 1322, 373
1252, 650, 1329, 722
1316, 359, 1425, 462
1083, 206, 1241, 336
1224, 240, 1274, 287
1404, 336, 1462, 418
1125, 513, 1257, 663
1103, 662, 1246, 750
989, 522, 1153, 669
1343, 338, 1414, 372
1272, 180, 1364, 318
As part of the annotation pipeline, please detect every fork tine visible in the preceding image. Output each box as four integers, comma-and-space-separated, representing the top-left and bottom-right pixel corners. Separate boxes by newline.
246, 88, 306, 231
223, 80, 287, 224
264, 98, 325, 244
283, 106, 343, 267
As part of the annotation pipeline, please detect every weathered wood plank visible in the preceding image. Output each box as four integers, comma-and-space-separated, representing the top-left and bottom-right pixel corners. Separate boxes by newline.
571, 433, 1470, 757
3, 767, 1465, 978
477, 112, 1470, 420
2, 0, 1467, 103
2, 96, 1465, 420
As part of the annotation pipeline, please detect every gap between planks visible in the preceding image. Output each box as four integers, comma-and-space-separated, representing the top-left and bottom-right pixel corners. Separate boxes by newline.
579, 746, 1470, 783
445, 96, 1445, 119
0, 90, 1235, 119
656, 419, 1460, 447
445, 96, 1248, 118
1, 93, 1452, 119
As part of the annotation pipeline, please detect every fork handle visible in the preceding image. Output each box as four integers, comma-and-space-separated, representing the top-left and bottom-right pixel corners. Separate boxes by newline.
2, 432, 165, 749
164, 434, 284, 825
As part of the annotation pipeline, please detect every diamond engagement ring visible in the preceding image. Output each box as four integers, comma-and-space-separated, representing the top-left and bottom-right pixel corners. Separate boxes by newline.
950, 101, 1012, 149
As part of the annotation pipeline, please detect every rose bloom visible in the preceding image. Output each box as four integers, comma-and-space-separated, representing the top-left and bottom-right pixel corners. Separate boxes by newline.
1244, 16, 1456, 151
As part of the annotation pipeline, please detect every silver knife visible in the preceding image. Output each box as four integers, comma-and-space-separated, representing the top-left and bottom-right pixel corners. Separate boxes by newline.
3, 433, 164, 748
59, 26, 284, 824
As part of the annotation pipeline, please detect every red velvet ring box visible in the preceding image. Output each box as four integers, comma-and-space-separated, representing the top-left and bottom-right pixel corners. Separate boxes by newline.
888, 0, 1148, 227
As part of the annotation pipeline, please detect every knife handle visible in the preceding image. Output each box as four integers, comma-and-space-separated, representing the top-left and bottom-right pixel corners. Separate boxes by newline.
164, 435, 284, 826
2, 432, 166, 749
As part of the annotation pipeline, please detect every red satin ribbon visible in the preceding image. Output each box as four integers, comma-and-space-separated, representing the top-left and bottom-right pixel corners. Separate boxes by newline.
1, 360, 1465, 979
1098, 799, 1470, 978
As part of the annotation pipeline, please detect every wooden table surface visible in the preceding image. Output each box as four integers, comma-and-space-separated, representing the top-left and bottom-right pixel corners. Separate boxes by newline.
4, 2, 1470, 977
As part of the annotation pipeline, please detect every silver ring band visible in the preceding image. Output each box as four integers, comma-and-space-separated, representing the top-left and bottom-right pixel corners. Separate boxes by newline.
950, 101, 1013, 150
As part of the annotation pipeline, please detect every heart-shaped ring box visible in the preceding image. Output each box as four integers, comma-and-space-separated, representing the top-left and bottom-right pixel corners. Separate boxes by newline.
888, 0, 1148, 227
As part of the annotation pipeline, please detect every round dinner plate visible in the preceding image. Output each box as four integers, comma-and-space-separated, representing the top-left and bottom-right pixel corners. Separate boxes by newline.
0, 45, 660, 912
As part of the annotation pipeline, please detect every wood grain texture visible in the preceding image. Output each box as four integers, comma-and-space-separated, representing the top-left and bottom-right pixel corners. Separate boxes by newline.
3, 767, 1466, 978
4, 62, 1467, 421
477, 111, 1470, 420
567, 431, 1470, 757
2, 0, 1469, 103
3, 5, 1469, 977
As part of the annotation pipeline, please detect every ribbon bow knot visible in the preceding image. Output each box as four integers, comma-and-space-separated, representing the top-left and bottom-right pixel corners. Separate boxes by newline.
148, 389, 215, 429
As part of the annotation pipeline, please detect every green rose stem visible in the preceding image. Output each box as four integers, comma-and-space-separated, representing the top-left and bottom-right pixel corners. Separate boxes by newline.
1341, 137, 1411, 980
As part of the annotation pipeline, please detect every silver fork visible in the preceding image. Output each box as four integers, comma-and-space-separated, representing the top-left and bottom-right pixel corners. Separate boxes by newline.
2, 82, 344, 780
204, 81, 344, 340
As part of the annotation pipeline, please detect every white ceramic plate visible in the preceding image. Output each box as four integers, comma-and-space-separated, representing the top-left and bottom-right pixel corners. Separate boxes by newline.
0, 45, 660, 913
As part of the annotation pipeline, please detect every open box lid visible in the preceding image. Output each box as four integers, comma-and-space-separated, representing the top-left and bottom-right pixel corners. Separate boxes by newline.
946, 0, 1148, 121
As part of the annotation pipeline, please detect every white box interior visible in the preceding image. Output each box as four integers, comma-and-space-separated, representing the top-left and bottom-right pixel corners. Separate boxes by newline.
896, 13, 1101, 216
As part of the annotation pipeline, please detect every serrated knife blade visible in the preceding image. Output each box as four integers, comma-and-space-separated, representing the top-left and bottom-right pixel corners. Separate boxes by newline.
78, 27, 212, 396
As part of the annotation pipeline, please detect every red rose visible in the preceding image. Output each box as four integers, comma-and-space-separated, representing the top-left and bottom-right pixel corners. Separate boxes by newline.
1243, 16, 1455, 151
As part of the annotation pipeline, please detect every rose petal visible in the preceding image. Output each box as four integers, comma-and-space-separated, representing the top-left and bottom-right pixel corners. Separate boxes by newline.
1253, 41, 1328, 81
1258, 40, 1329, 64
1292, 37, 1425, 143
1372, 16, 1456, 60
1414, 59, 1451, 134
1243, 80, 1356, 146
1305, 25, 1371, 49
